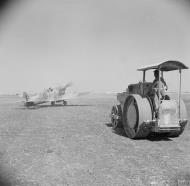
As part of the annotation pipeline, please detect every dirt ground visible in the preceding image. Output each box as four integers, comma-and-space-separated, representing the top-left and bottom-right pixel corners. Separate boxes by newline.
0, 95, 190, 186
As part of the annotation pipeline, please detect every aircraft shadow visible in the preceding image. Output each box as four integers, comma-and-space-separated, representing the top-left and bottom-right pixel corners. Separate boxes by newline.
105, 123, 173, 141
17, 104, 93, 109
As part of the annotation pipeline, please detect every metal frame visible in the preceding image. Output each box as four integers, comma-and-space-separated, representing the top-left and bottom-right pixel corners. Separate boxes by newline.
179, 69, 182, 119
140, 64, 186, 121
158, 68, 161, 119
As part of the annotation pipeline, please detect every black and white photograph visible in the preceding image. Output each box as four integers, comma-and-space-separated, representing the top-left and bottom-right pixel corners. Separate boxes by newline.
0, 0, 190, 185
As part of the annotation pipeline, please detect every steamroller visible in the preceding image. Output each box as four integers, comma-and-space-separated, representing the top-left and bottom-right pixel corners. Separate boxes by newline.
110, 60, 189, 139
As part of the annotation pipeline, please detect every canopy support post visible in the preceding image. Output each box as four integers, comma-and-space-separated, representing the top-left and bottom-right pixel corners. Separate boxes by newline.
142, 71, 146, 96
178, 69, 182, 119
158, 69, 161, 119
143, 71, 146, 83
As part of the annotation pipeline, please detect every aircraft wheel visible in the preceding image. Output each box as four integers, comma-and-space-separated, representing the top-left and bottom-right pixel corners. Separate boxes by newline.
110, 105, 122, 130
25, 102, 34, 107
51, 101, 55, 106
122, 94, 152, 139
63, 100, 67, 105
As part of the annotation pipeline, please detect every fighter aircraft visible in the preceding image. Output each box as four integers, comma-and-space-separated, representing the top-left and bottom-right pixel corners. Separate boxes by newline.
19, 82, 78, 107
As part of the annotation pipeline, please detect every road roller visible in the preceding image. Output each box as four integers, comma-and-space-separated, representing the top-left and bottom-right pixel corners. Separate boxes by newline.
110, 60, 189, 139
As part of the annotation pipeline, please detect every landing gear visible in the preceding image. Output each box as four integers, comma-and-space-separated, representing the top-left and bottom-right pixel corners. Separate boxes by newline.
51, 101, 55, 106
25, 102, 34, 107
63, 100, 67, 105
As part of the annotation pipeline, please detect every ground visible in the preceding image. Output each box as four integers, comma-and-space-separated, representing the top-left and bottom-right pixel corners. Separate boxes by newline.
0, 94, 190, 186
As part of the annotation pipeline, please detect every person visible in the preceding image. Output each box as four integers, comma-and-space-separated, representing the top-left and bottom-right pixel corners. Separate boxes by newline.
151, 70, 169, 118
152, 70, 168, 99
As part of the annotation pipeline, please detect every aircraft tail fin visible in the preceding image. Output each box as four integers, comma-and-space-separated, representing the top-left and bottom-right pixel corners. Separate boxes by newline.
58, 82, 72, 96
64, 82, 72, 89
23, 92, 29, 101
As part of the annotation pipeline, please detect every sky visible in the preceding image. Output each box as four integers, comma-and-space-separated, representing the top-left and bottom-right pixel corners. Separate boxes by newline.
0, 0, 190, 93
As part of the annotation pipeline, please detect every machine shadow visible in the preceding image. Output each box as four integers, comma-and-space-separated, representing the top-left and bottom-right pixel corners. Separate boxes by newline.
0, 179, 12, 186
105, 123, 127, 137
105, 123, 173, 141
146, 133, 173, 141
0, 167, 13, 186
0, 0, 14, 11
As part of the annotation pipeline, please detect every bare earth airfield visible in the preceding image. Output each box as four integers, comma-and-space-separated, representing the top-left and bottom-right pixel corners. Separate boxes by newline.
0, 94, 190, 186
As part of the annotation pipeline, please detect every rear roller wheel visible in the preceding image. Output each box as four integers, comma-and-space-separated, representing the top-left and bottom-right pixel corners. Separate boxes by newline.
166, 95, 188, 137
123, 94, 152, 139
168, 121, 187, 137
110, 105, 122, 129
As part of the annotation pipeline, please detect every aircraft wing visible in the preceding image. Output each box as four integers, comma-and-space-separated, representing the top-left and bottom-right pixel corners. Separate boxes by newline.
36, 89, 91, 103
15, 100, 25, 103
55, 91, 91, 101
56, 92, 78, 101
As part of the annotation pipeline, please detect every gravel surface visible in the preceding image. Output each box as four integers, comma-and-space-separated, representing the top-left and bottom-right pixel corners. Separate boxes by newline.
0, 95, 189, 186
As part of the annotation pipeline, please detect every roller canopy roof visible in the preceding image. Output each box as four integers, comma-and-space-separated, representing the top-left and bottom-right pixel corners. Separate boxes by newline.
138, 60, 189, 71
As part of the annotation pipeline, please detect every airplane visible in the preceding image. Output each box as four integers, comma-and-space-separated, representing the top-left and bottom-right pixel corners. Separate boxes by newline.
19, 82, 79, 107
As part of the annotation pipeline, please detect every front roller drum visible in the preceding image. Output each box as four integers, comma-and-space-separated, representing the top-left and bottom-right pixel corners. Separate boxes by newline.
122, 94, 152, 139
